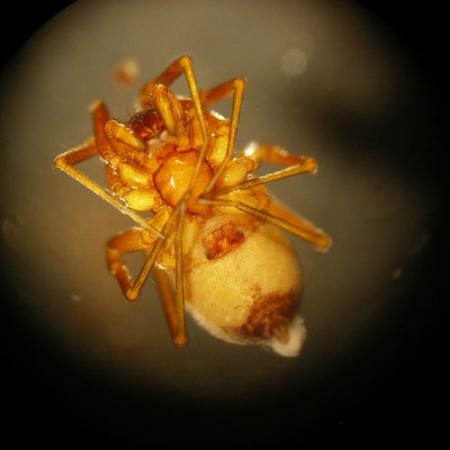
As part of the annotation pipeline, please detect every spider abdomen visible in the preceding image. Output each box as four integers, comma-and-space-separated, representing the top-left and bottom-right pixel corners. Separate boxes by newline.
186, 214, 305, 357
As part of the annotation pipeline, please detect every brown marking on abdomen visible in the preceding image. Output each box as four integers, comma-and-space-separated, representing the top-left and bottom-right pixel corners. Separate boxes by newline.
234, 290, 298, 340
202, 222, 245, 260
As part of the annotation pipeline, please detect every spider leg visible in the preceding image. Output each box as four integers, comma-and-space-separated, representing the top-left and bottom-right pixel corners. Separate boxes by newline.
173, 201, 188, 346
201, 143, 331, 250
144, 200, 188, 346
107, 227, 157, 300
53, 104, 164, 238
106, 224, 186, 346
241, 142, 316, 167
141, 84, 190, 148
139, 56, 209, 193
105, 165, 161, 212
124, 204, 181, 301
198, 197, 332, 252
200, 78, 246, 193
125, 236, 166, 301
91, 100, 114, 161
145, 56, 207, 137
153, 268, 181, 345
104, 119, 146, 154
210, 157, 317, 197
54, 141, 162, 237
265, 199, 332, 251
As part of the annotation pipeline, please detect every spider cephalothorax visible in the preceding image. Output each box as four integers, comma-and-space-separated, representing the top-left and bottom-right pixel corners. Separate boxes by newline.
54, 56, 331, 357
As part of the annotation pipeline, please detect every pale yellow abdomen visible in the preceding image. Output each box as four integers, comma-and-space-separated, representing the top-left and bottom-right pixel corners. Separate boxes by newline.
185, 214, 306, 356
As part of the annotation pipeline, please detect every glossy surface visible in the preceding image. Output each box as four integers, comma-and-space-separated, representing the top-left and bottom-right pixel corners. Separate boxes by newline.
154, 150, 213, 211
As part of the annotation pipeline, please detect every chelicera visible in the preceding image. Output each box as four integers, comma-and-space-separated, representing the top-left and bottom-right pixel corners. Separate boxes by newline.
54, 56, 331, 357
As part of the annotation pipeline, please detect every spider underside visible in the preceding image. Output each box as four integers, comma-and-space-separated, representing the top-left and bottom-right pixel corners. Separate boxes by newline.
54, 56, 331, 351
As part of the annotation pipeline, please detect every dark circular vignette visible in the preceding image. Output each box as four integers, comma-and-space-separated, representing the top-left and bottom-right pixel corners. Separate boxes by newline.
1, 0, 447, 445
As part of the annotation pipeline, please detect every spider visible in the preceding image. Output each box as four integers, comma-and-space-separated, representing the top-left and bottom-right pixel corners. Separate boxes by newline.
54, 56, 331, 357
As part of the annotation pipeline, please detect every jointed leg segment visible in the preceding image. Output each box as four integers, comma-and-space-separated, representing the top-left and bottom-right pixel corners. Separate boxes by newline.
107, 226, 187, 346
199, 197, 332, 251
145, 56, 207, 145
200, 142, 331, 251
107, 228, 155, 300
174, 201, 187, 346
121, 203, 188, 345
139, 56, 210, 198
201, 78, 246, 192
124, 207, 180, 301
242, 143, 315, 167
53, 104, 164, 238
154, 268, 181, 344
211, 158, 317, 197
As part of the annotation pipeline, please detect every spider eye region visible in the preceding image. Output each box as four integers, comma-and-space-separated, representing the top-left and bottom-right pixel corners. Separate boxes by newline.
154, 150, 212, 212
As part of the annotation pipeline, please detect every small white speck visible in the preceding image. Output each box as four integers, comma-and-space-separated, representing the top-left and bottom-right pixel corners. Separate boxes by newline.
243, 142, 258, 158
113, 58, 140, 86
71, 293, 83, 303
281, 48, 307, 77
392, 268, 402, 280
271, 315, 306, 357
1, 217, 23, 249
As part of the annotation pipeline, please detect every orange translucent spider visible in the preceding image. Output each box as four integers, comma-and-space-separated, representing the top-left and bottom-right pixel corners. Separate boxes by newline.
54, 56, 331, 357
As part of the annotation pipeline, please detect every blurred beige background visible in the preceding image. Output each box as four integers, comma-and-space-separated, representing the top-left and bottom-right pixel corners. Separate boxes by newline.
0, 0, 434, 401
